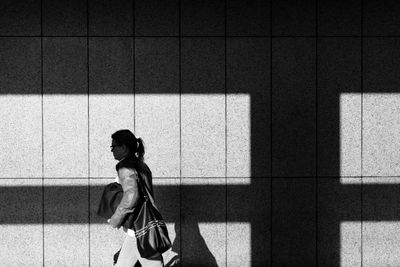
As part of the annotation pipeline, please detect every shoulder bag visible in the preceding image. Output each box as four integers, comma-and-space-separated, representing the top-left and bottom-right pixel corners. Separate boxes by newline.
133, 173, 172, 258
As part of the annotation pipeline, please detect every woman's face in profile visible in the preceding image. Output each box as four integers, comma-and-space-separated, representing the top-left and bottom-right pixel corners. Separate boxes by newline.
111, 140, 126, 161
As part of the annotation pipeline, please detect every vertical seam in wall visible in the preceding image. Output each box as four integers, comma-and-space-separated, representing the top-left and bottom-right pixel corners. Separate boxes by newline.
270, 0, 273, 265
179, 0, 182, 263
134, 0, 136, 131
41, 0, 44, 265
360, 0, 364, 265
86, 0, 91, 265
315, 0, 319, 264
224, 0, 228, 265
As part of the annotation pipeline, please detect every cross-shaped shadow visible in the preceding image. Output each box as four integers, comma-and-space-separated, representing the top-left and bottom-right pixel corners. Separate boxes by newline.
2, 27, 400, 267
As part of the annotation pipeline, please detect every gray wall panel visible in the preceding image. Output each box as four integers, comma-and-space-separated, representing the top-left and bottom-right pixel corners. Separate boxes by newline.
43, 0, 87, 36
0, 38, 42, 178
272, 38, 316, 177
181, 0, 225, 36
227, 37, 270, 177
272, 178, 316, 266
364, 0, 400, 36
89, 0, 133, 36
317, 178, 362, 266
0, 0, 40, 35
0, 180, 43, 266
43, 38, 88, 178
318, 0, 361, 36
44, 179, 89, 265
272, 0, 316, 36
135, 0, 179, 36
317, 38, 361, 177
181, 38, 225, 177
89, 38, 134, 178
227, 0, 270, 36
181, 178, 225, 266
135, 38, 180, 177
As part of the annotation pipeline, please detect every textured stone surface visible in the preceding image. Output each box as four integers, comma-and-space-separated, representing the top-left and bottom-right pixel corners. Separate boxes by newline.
272, 178, 316, 266
181, 178, 226, 266
0, 38, 42, 178
317, 38, 361, 177
363, 94, 400, 176
364, 0, 400, 36
135, 0, 179, 36
363, 177, 400, 266
227, 178, 270, 266
43, 179, 89, 266
0, 179, 43, 266
43, 38, 88, 178
272, 38, 316, 177
0, 0, 40, 35
318, 0, 361, 36
89, 38, 134, 178
227, 38, 270, 177
181, 38, 225, 177
227, 0, 270, 36
135, 38, 180, 177
181, 0, 224, 36
43, 0, 87, 36
89, 0, 133, 36
318, 178, 361, 266
272, 0, 315, 36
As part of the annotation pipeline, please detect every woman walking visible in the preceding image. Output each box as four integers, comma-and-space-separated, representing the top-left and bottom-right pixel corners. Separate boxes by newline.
108, 129, 164, 267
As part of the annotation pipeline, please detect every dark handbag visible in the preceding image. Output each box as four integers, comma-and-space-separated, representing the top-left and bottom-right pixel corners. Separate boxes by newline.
133, 176, 172, 258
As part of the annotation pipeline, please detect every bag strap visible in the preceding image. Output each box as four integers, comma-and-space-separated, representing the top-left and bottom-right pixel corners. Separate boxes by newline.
135, 169, 158, 209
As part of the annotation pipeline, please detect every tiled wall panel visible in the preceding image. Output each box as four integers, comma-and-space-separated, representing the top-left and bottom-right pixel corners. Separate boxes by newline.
181, 178, 226, 266
135, 38, 180, 177
317, 178, 361, 266
362, 177, 400, 265
43, 179, 89, 266
89, 0, 133, 36
227, 37, 270, 177
0, 0, 40, 35
272, 38, 316, 177
181, 0, 224, 36
227, 178, 270, 265
318, 0, 361, 36
227, 0, 270, 36
0, 179, 43, 266
89, 38, 134, 178
43, 38, 88, 178
364, 0, 400, 36
0, 38, 42, 178
317, 38, 361, 177
363, 38, 400, 176
272, 178, 316, 265
272, 0, 316, 36
181, 38, 225, 177
43, 0, 87, 36
135, 0, 179, 36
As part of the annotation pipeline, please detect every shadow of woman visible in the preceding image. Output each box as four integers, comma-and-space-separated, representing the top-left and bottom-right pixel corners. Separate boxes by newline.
164, 221, 218, 267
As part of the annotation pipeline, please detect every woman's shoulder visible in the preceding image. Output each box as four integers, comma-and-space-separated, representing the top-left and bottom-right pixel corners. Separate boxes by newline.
116, 157, 151, 176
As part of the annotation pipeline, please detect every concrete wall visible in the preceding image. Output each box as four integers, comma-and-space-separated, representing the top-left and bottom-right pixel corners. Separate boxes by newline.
0, 0, 399, 266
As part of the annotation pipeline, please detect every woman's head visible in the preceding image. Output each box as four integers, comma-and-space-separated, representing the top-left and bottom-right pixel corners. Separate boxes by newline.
111, 129, 145, 161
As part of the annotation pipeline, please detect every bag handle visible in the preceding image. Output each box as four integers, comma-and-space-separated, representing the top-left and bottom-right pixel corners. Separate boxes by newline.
135, 169, 158, 209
